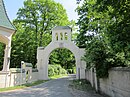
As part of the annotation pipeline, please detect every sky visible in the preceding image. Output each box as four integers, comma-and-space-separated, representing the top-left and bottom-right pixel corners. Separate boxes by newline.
4, 0, 80, 22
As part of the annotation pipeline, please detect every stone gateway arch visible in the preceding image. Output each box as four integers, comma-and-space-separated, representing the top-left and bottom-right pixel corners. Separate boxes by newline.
37, 26, 86, 80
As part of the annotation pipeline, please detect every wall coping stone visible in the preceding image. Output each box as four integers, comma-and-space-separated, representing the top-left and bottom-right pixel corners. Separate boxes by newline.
110, 67, 130, 72
10, 68, 25, 73
0, 71, 9, 74
24, 63, 33, 67
32, 68, 38, 72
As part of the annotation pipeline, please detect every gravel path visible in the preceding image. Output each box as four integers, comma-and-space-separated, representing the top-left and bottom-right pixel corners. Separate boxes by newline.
0, 76, 104, 97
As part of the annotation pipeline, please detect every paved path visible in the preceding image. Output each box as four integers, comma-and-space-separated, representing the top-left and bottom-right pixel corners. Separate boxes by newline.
0, 77, 74, 97
0, 76, 105, 97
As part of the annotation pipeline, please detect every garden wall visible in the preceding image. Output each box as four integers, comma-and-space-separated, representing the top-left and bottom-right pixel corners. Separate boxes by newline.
85, 67, 130, 97
31, 70, 39, 82
0, 68, 39, 88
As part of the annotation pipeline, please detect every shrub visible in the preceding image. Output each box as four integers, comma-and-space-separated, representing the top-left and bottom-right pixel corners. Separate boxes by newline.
48, 65, 55, 76
72, 67, 76, 74
67, 69, 73, 74
48, 64, 67, 77
60, 68, 67, 74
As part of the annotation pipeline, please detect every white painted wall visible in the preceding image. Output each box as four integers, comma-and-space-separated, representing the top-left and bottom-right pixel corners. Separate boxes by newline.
0, 69, 38, 88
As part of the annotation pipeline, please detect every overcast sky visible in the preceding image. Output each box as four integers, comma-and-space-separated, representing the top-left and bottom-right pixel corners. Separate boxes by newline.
4, 0, 79, 21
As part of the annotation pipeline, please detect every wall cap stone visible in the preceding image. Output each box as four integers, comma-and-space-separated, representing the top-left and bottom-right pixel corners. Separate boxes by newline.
10, 68, 25, 73
24, 63, 33, 67
32, 68, 38, 72
0, 71, 9, 74
111, 67, 130, 72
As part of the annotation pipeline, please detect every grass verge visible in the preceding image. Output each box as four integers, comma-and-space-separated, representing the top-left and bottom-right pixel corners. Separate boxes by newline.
0, 80, 47, 92
69, 79, 94, 91
49, 74, 67, 79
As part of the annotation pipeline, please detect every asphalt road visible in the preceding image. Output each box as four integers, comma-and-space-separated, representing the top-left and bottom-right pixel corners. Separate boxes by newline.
0, 77, 74, 97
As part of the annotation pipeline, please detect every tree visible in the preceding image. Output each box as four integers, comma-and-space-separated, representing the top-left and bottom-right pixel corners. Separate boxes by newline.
76, 1, 88, 48
11, 22, 36, 67
15, 0, 69, 47
98, 0, 130, 66
0, 43, 5, 70
76, 0, 130, 78
49, 48, 75, 70
11, 0, 70, 67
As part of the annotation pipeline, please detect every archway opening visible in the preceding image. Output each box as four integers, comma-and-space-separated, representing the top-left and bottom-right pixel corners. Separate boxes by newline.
0, 42, 5, 70
48, 48, 76, 78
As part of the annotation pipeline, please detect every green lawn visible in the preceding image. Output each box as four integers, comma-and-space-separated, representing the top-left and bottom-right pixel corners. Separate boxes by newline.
49, 74, 68, 79
0, 80, 47, 92
69, 79, 94, 91
0, 75, 67, 92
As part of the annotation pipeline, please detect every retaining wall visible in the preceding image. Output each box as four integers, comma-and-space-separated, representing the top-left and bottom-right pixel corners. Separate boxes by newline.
85, 67, 130, 97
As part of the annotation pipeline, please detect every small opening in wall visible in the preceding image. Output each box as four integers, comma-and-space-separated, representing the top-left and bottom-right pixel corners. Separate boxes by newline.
60, 33, 63, 40
26, 70, 30, 82
65, 32, 68, 40
55, 33, 58, 41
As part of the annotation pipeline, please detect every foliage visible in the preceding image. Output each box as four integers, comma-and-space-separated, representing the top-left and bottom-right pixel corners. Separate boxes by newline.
69, 79, 93, 91
67, 69, 73, 74
49, 48, 76, 70
48, 65, 67, 77
10, 0, 70, 68
67, 67, 76, 74
1, 0, 77, 71
0, 43, 5, 70
83, 37, 111, 78
15, 0, 69, 46
49, 74, 67, 79
11, 23, 37, 67
76, 2, 88, 48
76, 0, 82, 4
76, 0, 130, 78
48, 65, 55, 76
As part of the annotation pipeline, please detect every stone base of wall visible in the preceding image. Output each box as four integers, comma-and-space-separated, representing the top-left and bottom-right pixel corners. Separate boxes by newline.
85, 67, 130, 97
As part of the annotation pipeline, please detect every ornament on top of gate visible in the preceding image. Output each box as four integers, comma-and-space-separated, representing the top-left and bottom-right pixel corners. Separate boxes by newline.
52, 26, 72, 42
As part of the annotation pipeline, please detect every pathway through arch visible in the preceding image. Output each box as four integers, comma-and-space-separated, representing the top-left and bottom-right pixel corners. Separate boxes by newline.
0, 76, 104, 97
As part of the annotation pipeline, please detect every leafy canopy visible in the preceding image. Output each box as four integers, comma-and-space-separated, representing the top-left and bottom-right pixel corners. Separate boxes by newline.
11, 0, 70, 67
76, 0, 130, 78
